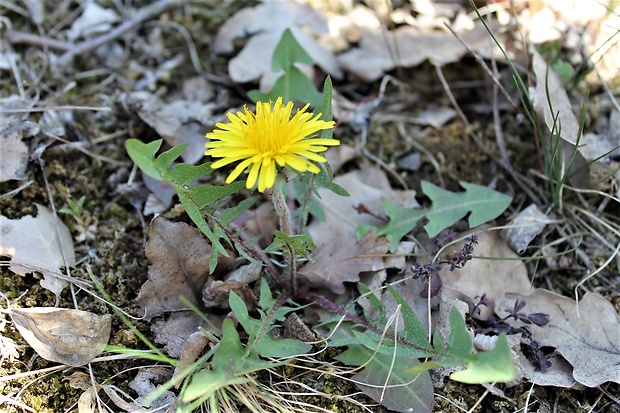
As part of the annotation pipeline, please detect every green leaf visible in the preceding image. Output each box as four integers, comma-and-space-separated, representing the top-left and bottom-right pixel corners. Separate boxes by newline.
386, 284, 431, 350
376, 181, 512, 251
229, 291, 312, 358
358, 283, 387, 325
185, 182, 245, 209
377, 199, 426, 251
314, 162, 349, 196
330, 323, 434, 412
217, 198, 256, 226
264, 230, 316, 257
406, 360, 440, 374
271, 28, 314, 71
170, 163, 213, 186
155, 144, 188, 173
422, 181, 512, 237
352, 329, 431, 360
314, 77, 334, 137
182, 369, 250, 403
352, 349, 434, 413
449, 334, 517, 384
126, 139, 248, 273
211, 318, 247, 372
213, 319, 277, 375
248, 66, 322, 106
126, 139, 165, 180
444, 307, 473, 360
257, 278, 299, 322
248, 29, 323, 105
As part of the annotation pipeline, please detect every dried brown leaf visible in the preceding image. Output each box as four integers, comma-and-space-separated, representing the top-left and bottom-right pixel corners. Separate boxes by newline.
241, 202, 277, 249
0, 204, 75, 298
514, 352, 575, 388
530, 52, 589, 186
337, 21, 499, 81
307, 167, 418, 250
150, 311, 198, 355
300, 231, 390, 295
9, 307, 111, 367
121, 91, 213, 164
0, 121, 39, 182
439, 230, 533, 320
202, 280, 257, 312
136, 216, 232, 321
129, 367, 176, 409
498, 290, 620, 387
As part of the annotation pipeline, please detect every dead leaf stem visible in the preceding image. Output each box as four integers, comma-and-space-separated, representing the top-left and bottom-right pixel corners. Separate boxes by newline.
307, 293, 442, 358
211, 218, 279, 281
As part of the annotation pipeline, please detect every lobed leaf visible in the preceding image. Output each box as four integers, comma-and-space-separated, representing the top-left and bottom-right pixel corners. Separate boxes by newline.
125, 139, 251, 273
229, 291, 312, 359
377, 181, 512, 251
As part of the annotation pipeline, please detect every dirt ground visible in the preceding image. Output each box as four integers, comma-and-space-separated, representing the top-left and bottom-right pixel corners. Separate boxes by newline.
1, 0, 619, 412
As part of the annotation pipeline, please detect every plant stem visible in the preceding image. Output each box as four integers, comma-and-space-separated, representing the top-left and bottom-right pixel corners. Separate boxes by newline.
268, 185, 293, 236
307, 292, 441, 357
267, 182, 297, 293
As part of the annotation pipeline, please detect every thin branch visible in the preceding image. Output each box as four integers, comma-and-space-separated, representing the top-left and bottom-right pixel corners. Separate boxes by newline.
57, 0, 185, 67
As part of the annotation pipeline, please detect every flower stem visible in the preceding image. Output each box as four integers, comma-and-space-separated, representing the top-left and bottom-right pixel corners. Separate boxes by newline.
268, 184, 293, 236
267, 181, 297, 293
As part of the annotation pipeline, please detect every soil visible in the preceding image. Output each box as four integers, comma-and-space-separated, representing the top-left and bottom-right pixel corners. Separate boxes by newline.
1, 1, 619, 412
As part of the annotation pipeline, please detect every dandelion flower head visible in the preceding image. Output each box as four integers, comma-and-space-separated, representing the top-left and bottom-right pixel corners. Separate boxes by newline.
205, 97, 338, 192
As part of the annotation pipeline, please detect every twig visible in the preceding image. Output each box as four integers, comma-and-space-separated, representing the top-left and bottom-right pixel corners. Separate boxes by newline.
57, 0, 184, 67
5, 30, 72, 51
444, 22, 517, 108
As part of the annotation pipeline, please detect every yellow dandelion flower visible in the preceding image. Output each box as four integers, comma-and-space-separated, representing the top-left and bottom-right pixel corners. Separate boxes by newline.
205, 97, 339, 192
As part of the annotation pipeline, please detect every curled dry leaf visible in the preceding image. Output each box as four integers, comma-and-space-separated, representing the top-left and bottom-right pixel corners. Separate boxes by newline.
498, 290, 620, 387
300, 231, 390, 295
202, 280, 257, 312
503, 204, 555, 254
66, 0, 119, 41
136, 216, 233, 321
173, 330, 212, 383
151, 312, 206, 359
0, 204, 75, 299
9, 307, 111, 367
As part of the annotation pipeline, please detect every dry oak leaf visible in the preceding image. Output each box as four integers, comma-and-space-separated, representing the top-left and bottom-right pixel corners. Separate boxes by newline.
498, 289, 620, 387
9, 307, 111, 367
136, 216, 232, 321
300, 231, 390, 295
337, 21, 499, 81
0, 203, 75, 299
439, 230, 533, 320
307, 167, 418, 250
